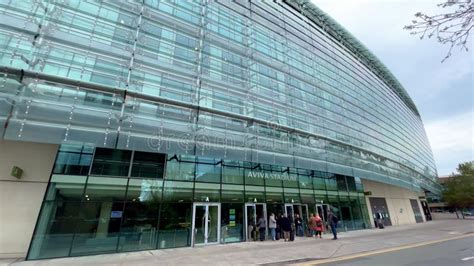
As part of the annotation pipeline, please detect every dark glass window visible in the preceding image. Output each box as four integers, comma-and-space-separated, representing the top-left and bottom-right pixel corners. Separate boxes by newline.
346, 176, 357, 192
53, 145, 93, 175
91, 148, 132, 176
336, 175, 347, 191
131, 151, 166, 179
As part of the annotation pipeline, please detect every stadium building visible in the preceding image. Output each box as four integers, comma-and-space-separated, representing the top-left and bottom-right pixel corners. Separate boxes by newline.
0, 0, 440, 260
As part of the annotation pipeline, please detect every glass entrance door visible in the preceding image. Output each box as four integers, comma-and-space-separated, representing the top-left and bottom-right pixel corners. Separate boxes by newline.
192, 203, 220, 246
284, 204, 294, 218
316, 204, 330, 224
285, 204, 309, 219
285, 203, 309, 236
244, 203, 267, 241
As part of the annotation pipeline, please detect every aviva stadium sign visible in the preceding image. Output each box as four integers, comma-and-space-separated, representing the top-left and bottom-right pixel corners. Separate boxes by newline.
247, 171, 297, 181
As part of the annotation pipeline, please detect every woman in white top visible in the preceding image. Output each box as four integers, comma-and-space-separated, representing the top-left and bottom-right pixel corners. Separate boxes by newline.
269, 213, 277, 240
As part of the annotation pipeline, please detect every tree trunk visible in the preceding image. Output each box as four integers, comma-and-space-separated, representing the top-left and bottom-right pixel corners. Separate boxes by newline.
461, 209, 465, 219
455, 208, 460, 219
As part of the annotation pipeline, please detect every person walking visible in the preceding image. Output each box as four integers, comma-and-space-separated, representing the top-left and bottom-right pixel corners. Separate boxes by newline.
257, 215, 266, 241
280, 214, 292, 242
314, 214, 324, 238
269, 213, 277, 240
327, 211, 339, 240
294, 214, 303, 237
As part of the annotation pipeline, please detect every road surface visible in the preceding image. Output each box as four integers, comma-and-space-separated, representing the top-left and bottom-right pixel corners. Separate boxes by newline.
320, 235, 474, 266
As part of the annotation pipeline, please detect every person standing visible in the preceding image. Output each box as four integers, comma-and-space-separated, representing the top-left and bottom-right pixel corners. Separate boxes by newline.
327, 211, 339, 240
294, 214, 303, 237
269, 213, 277, 240
315, 214, 324, 238
280, 214, 292, 241
257, 215, 266, 241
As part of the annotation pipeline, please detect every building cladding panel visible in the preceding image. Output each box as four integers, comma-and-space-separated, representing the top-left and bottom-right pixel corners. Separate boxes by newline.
0, 0, 440, 193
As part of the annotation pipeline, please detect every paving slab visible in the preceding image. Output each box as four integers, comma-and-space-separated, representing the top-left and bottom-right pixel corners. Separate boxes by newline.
2, 219, 473, 266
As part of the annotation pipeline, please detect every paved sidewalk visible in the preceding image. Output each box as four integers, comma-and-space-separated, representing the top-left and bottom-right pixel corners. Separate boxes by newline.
2, 219, 473, 266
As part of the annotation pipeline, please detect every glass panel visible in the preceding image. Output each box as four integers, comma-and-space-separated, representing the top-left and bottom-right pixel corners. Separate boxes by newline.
221, 203, 243, 243
313, 176, 326, 190
325, 174, 338, 191
298, 174, 312, 189
222, 165, 244, 184
244, 168, 264, 186
244, 185, 265, 203
45, 175, 87, 201
355, 176, 364, 192
193, 205, 206, 244
221, 184, 244, 203
84, 176, 128, 202
165, 159, 195, 181
264, 172, 282, 187
53, 145, 93, 175
284, 188, 300, 203
162, 181, 193, 202
282, 173, 299, 188
300, 189, 315, 204
195, 163, 221, 183
91, 148, 132, 176
118, 199, 159, 251
125, 179, 163, 202
131, 151, 166, 179
158, 203, 192, 248
346, 176, 356, 192
27, 201, 81, 260
350, 197, 364, 229
70, 201, 124, 256
336, 175, 347, 191
208, 205, 219, 243
265, 186, 284, 203
193, 182, 220, 202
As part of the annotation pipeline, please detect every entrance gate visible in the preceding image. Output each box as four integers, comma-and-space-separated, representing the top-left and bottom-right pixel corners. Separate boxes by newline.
284, 203, 309, 235
316, 204, 330, 224
192, 203, 221, 246
244, 203, 267, 241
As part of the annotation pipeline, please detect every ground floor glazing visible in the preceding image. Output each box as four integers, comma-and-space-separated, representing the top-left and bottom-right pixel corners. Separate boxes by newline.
27, 145, 371, 260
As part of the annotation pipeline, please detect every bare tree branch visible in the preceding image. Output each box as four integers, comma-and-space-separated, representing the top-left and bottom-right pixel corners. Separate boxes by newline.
404, 0, 473, 62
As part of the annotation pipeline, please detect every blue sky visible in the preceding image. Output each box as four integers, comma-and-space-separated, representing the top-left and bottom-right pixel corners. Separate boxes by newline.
313, 0, 473, 176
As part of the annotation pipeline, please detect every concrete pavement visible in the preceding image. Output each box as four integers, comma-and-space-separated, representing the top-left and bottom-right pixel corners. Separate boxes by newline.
2, 219, 473, 266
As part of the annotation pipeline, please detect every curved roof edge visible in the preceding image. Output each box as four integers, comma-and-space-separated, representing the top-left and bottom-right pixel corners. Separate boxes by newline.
284, 0, 420, 117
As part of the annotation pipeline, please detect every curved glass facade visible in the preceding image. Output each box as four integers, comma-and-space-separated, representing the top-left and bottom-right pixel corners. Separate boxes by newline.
0, 0, 439, 193
0, 0, 441, 260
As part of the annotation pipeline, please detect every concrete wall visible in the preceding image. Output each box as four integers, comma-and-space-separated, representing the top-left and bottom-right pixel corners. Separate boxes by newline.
0, 140, 58, 259
362, 179, 426, 227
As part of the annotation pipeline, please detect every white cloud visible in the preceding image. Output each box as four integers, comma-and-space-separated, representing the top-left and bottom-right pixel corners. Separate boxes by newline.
313, 0, 474, 176
425, 110, 474, 175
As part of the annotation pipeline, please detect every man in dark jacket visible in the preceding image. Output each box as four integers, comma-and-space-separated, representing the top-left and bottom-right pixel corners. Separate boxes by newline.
327, 211, 339, 240
280, 214, 292, 241
294, 214, 303, 236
